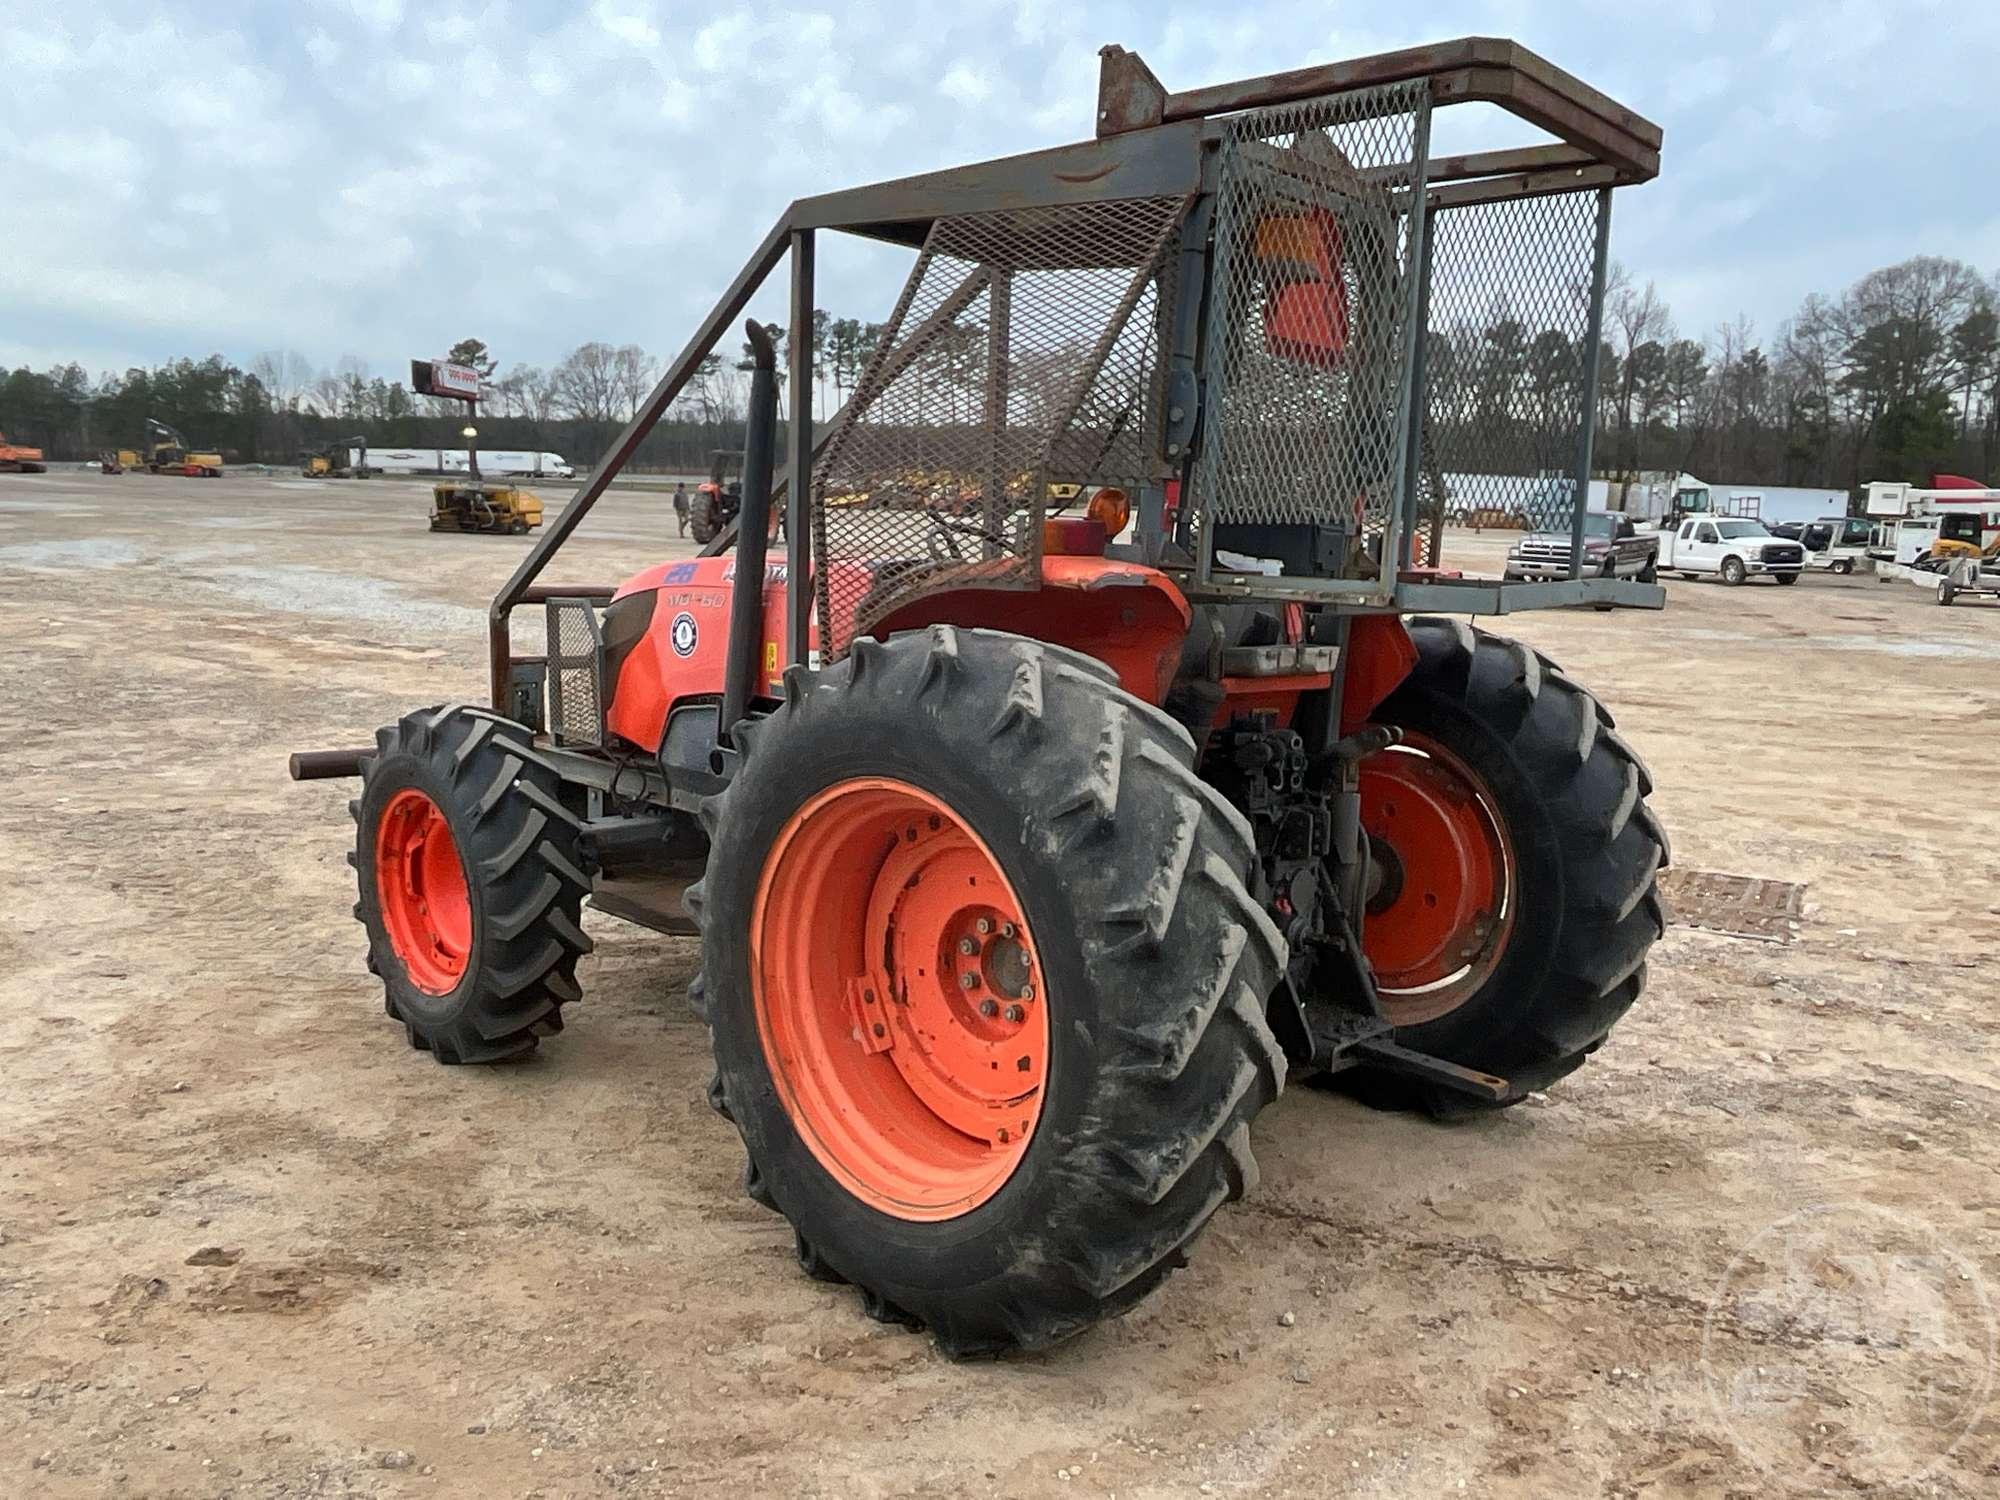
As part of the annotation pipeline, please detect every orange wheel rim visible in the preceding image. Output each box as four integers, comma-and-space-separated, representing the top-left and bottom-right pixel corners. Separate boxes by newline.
1359, 731, 1515, 1027
375, 788, 472, 995
750, 778, 1049, 1221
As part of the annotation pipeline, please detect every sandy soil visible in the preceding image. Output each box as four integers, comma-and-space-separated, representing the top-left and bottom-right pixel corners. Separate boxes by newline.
2, 470, 1996, 1498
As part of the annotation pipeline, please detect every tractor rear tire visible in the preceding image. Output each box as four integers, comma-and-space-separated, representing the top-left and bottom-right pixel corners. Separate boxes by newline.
351, 705, 592, 1063
689, 627, 1288, 1355
689, 495, 719, 545
1347, 619, 1667, 1114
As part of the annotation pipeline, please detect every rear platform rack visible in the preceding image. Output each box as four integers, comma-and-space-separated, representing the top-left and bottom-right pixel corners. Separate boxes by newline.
481, 37, 1665, 707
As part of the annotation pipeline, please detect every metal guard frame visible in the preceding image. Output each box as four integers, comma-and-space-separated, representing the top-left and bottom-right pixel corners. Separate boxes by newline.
485, 37, 1665, 709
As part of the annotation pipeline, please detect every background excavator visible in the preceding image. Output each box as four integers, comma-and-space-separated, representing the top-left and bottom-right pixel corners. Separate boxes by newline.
144, 418, 223, 477
0, 432, 48, 474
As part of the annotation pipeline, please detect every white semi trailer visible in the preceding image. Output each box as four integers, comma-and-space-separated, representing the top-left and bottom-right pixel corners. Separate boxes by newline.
351, 448, 574, 478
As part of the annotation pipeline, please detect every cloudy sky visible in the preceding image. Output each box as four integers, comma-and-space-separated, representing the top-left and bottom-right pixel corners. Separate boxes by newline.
2, 0, 1994, 384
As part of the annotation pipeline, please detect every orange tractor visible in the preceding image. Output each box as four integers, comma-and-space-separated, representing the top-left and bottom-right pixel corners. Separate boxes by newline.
295, 39, 1669, 1355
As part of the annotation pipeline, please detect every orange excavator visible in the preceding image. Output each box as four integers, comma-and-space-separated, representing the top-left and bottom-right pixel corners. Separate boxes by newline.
0, 432, 48, 474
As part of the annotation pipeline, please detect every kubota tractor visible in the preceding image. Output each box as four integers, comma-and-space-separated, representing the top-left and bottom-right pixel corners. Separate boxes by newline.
295, 38, 1670, 1356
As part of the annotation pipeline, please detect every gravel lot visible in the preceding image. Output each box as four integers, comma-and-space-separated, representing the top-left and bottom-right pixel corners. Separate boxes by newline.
3, 469, 1997, 1497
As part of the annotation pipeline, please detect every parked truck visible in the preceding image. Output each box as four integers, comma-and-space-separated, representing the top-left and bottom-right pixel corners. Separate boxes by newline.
343, 447, 575, 479
1504, 511, 1659, 582
1657, 516, 1805, 584
1794, 515, 1875, 574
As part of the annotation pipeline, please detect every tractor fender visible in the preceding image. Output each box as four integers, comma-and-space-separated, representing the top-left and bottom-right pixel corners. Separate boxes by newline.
1337, 612, 1419, 735
602, 556, 1194, 752
876, 556, 1191, 705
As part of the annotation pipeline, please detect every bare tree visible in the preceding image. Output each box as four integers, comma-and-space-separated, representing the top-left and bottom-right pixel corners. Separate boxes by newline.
1603, 266, 1672, 477
610, 344, 658, 420
248, 349, 314, 411
553, 342, 620, 424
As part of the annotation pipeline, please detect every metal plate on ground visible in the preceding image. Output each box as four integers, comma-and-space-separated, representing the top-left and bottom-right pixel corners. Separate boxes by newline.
1658, 868, 1806, 944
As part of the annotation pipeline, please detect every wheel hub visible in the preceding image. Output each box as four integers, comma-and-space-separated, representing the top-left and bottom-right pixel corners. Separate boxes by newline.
374, 788, 471, 995
751, 779, 1048, 1221
1358, 733, 1515, 1026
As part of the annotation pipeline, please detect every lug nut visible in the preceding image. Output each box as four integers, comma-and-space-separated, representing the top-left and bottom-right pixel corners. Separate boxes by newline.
959, 937, 979, 956
959, 972, 979, 990
1004, 1004, 1025, 1023
979, 999, 999, 1017
1000, 921, 1016, 938
1020, 984, 1035, 1002
975, 917, 993, 935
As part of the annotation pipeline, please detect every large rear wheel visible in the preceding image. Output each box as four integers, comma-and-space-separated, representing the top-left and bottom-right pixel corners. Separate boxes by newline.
1349, 619, 1667, 1112
690, 628, 1288, 1355
689, 492, 719, 544
352, 705, 592, 1062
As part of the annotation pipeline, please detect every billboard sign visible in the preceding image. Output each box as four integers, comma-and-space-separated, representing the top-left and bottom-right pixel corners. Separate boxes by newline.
410, 359, 482, 402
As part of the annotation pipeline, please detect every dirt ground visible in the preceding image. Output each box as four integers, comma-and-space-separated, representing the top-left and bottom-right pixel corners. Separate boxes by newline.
2, 469, 1996, 1499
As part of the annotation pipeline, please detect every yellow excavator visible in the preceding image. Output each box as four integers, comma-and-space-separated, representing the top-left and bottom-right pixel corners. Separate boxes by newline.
144, 418, 223, 477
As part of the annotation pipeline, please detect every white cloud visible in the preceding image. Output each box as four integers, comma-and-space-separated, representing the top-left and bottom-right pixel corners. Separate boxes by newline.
939, 63, 992, 106
339, 0, 405, 36
692, 12, 752, 73
593, 1, 661, 49
2, 0, 1996, 387
304, 29, 341, 67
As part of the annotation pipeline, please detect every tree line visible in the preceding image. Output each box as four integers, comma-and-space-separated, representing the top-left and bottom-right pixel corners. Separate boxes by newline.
1591, 255, 1999, 491
0, 319, 893, 472
4, 254, 1998, 490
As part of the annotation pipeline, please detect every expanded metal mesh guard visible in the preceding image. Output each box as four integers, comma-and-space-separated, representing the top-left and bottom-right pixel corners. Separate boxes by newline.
545, 598, 604, 747
1193, 80, 1428, 578
1415, 191, 1606, 552
811, 196, 1185, 656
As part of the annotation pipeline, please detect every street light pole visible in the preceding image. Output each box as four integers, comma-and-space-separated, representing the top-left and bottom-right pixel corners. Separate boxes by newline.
463, 414, 480, 482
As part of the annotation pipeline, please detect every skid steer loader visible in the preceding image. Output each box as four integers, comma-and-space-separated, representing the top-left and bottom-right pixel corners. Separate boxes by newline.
294, 37, 1670, 1356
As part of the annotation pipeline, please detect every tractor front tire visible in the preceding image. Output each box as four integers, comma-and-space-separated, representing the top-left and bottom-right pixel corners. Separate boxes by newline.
1350, 619, 1667, 1113
351, 705, 591, 1063
689, 628, 1288, 1355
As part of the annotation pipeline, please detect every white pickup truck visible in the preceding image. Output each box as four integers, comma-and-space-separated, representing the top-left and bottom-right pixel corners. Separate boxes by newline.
1655, 516, 1806, 585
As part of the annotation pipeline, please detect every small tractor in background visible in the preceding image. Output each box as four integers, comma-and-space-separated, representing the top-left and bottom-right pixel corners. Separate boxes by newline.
0, 432, 48, 474
428, 479, 542, 534
143, 418, 223, 477
688, 447, 745, 543
302, 437, 372, 478
295, 38, 1670, 1356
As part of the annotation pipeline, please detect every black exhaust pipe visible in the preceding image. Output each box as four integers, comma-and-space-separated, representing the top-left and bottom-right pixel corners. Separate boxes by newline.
720, 320, 778, 749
